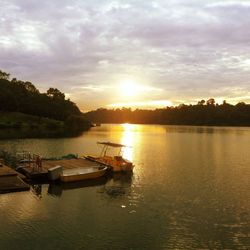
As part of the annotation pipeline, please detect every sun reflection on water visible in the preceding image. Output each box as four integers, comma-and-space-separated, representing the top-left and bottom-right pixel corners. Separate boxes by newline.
120, 123, 134, 161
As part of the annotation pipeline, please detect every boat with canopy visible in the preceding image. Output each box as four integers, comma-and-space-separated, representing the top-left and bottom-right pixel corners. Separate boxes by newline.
84, 142, 134, 172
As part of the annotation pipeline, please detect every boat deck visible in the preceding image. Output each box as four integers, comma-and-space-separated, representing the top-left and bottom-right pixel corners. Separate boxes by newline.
62, 166, 101, 176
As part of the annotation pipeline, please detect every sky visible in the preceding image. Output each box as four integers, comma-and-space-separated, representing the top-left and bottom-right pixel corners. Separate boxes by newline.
0, 0, 250, 111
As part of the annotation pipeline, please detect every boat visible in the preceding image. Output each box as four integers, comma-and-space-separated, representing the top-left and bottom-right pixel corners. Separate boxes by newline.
60, 166, 108, 182
84, 142, 134, 172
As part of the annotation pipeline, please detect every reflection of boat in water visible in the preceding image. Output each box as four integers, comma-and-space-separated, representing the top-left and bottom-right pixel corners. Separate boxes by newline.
101, 172, 133, 198
62, 176, 108, 190
46, 173, 133, 198
84, 142, 134, 172
60, 166, 108, 182
48, 176, 108, 197
111, 172, 133, 184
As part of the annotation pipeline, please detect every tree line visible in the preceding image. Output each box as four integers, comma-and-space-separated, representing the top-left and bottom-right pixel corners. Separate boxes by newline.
84, 99, 250, 126
1, 69, 249, 128
0, 70, 81, 121
0, 70, 91, 134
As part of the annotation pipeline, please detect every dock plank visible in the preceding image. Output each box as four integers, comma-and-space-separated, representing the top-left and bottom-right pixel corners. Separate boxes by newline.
0, 166, 18, 176
42, 158, 99, 170
18, 158, 101, 181
0, 165, 30, 193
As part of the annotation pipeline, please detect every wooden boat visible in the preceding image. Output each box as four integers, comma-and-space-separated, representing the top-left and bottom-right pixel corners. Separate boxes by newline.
60, 166, 107, 183
84, 142, 134, 172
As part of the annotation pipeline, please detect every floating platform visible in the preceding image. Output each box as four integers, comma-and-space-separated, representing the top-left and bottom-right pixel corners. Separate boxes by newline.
0, 165, 30, 194
17, 166, 48, 181
18, 158, 103, 182
43, 158, 100, 170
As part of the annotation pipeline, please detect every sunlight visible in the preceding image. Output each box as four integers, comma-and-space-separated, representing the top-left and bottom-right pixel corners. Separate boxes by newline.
122, 123, 134, 131
118, 80, 141, 98
120, 123, 134, 161
241, 59, 250, 70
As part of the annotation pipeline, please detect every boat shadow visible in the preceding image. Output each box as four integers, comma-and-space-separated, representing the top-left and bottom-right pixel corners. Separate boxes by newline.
47, 172, 133, 198
100, 172, 133, 199
47, 176, 108, 197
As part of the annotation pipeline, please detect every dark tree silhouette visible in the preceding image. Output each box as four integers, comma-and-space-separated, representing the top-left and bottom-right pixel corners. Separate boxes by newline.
47, 88, 65, 100
0, 70, 83, 122
84, 100, 250, 126
206, 98, 216, 106
0, 70, 10, 80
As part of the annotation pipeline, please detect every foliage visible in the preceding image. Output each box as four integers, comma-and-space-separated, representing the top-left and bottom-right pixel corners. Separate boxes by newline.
84, 100, 250, 126
0, 70, 92, 137
0, 150, 18, 168
0, 70, 10, 80
65, 115, 92, 131
0, 70, 81, 121
47, 88, 65, 100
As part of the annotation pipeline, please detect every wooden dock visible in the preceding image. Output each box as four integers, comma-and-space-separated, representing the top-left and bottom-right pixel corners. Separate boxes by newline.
43, 158, 99, 170
18, 158, 101, 181
0, 165, 30, 194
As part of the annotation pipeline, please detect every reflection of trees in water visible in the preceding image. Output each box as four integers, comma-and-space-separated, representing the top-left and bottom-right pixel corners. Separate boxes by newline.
101, 172, 133, 199
165, 126, 247, 135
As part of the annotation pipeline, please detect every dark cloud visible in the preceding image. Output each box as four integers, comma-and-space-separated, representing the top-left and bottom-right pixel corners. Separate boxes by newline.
0, 0, 250, 109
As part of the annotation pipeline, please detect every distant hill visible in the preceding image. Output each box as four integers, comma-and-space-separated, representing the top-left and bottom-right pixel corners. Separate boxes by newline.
84, 99, 250, 127
0, 70, 91, 138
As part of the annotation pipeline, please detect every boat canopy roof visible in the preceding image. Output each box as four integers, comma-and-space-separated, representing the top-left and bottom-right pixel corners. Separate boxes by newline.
97, 142, 127, 148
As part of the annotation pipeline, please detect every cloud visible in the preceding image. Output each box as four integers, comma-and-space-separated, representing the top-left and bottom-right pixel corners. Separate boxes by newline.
0, 0, 250, 109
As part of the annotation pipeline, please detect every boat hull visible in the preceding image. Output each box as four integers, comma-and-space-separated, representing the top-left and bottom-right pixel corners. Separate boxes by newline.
60, 166, 107, 182
84, 156, 134, 172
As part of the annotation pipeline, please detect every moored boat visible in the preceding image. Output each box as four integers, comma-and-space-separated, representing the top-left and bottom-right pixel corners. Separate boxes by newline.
60, 166, 107, 182
84, 142, 134, 172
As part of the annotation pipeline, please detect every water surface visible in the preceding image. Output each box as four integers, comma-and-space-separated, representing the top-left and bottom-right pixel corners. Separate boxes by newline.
0, 124, 249, 249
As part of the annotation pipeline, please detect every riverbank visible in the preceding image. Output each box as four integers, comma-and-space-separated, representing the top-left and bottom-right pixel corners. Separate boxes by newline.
0, 111, 92, 139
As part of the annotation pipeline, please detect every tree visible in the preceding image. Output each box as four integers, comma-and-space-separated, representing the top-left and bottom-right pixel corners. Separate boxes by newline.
23, 81, 39, 93
0, 70, 10, 80
47, 88, 65, 100
11, 78, 17, 83
206, 98, 215, 106
236, 102, 246, 106
198, 100, 205, 105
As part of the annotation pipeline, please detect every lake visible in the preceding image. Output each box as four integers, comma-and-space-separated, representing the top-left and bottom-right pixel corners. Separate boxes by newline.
0, 124, 249, 249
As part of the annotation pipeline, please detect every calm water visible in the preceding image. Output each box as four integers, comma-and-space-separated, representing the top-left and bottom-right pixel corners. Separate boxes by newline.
0, 124, 249, 249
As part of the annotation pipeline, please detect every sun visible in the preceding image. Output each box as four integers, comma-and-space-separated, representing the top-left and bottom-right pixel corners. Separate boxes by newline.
119, 80, 141, 97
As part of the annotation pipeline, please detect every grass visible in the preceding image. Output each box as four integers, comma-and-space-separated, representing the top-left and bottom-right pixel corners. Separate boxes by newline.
0, 111, 92, 139
0, 112, 68, 138
0, 111, 63, 127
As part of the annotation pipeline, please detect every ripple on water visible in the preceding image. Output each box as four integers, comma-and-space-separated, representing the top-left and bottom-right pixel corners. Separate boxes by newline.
0, 124, 250, 249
